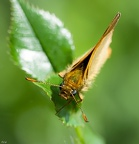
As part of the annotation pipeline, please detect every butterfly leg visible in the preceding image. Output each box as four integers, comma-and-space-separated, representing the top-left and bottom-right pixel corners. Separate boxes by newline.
76, 93, 83, 103
72, 93, 88, 122
55, 99, 72, 115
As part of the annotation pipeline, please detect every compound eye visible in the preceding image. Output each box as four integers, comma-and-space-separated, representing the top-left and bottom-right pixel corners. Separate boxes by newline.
71, 89, 77, 95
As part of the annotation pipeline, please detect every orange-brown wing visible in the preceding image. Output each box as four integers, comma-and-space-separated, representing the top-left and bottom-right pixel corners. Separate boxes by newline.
59, 13, 121, 80
58, 47, 94, 78
83, 13, 121, 81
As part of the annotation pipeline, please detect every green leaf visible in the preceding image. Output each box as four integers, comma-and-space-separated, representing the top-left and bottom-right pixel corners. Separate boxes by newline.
9, 0, 86, 126
9, 0, 74, 80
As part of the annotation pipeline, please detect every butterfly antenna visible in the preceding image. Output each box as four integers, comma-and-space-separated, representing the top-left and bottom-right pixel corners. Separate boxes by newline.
25, 77, 61, 88
71, 94, 88, 122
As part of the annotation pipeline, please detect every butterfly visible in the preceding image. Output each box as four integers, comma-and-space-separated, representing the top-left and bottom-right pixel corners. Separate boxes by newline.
26, 13, 121, 122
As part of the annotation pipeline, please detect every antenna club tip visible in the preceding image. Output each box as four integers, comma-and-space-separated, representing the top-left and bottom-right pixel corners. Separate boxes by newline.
25, 77, 38, 82
82, 114, 89, 122
116, 12, 121, 19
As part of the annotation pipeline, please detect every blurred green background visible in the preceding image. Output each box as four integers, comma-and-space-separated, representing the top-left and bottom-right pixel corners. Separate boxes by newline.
0, 0, 139, 144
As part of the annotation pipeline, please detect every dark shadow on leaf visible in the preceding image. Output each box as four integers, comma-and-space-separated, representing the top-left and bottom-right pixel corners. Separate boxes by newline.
50, 85, 79, 123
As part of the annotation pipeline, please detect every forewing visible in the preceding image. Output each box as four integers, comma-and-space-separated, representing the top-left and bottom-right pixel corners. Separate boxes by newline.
58, 13, 121, 82
58, 47, 94, 78
84, 13, 121, 81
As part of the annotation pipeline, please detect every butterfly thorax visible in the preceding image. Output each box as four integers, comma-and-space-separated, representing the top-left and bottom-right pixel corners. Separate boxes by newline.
59, 69, 84, 100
